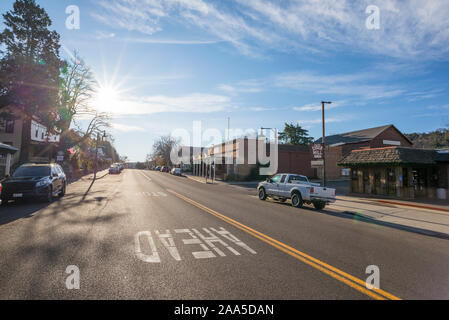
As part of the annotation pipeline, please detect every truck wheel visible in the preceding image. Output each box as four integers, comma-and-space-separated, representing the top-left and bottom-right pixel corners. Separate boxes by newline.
291, 192, 303, 208
313, 201, 326, 210
258, 188, 267, 200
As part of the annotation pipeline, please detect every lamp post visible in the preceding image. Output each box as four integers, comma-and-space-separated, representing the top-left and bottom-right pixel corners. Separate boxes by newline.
321, 101, 332, 187
94, 130, 107, 180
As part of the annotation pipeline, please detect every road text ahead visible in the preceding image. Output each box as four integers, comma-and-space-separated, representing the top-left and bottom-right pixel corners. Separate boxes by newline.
135, 227, 257, 263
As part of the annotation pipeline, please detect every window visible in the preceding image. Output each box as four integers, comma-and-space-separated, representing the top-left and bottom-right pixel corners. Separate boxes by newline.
0, 119, 14, 133
280, 175, 286, 183
271, 174, 282, 183
288, 175, 308, 183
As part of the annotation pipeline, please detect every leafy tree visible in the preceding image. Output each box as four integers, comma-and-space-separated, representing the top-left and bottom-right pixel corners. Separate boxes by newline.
151, 135, 180, 166
278, 122, 314, 145
0, 0, 62, 127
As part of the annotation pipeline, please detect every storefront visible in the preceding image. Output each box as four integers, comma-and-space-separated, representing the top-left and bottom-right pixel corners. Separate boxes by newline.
338, 147, 449, 200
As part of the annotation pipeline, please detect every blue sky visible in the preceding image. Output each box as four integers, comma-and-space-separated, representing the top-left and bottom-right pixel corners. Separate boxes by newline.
1, 0, 449, 161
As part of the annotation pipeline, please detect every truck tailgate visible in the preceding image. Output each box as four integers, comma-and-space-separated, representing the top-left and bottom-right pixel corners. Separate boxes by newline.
311, 186, 336, 202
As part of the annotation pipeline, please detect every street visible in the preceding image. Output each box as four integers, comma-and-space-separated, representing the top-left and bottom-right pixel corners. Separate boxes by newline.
0, 169, 448, 300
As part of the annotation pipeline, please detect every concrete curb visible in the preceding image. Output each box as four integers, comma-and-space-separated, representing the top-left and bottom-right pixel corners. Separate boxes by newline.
342, 210, 449, 240
376, 200, 449, 213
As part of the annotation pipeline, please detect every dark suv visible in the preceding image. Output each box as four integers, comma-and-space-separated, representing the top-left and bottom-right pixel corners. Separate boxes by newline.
0, 163, 67, 205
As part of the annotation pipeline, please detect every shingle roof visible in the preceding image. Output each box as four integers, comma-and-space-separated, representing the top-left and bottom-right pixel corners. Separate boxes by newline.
338, 147, 437, 166
315, 124, 395, 146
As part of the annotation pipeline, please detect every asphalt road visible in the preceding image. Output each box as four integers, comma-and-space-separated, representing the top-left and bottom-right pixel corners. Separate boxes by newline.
0, 169, 448, 300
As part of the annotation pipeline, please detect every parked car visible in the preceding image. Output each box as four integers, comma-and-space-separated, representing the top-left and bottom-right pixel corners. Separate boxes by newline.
155, 166, 161, 171
257, 173, 336, 210
161, 166, 170, 173
170, 168, 182, 176
0, 163, 67, 205
109, 164, 121, 174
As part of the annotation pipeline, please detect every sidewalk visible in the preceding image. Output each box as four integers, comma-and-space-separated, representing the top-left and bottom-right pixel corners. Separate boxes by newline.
329, 195, 449, 239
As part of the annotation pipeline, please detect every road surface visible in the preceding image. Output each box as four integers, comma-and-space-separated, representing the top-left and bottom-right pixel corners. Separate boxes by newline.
0, 169, 448, 299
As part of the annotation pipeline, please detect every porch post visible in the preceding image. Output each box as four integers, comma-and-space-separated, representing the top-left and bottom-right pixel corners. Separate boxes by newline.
5, 153, 12, 176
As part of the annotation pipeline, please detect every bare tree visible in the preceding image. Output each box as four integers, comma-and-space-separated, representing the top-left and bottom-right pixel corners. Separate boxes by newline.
58, 51, 96, 132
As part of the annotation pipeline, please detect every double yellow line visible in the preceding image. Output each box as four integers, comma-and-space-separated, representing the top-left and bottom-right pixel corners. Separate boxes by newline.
166, 189, 401, 300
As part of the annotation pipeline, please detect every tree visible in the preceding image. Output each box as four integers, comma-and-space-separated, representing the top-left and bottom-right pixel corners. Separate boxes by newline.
0, 0, 62, 127
58, 52, 96, 133
278, 123, 314, 145
151, 135, 179, 166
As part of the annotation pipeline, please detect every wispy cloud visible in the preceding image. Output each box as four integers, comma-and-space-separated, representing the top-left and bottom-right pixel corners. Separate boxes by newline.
293, 101, 347, 112
91, 0, 449, 59
111, 123, 146, 132
93, 93, 232, 116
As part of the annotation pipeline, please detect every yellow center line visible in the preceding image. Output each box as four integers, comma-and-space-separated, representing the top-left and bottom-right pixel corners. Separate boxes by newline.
166, 188, 401, 301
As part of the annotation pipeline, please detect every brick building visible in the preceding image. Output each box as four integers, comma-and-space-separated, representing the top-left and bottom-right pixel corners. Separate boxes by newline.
314, 124, 413, 180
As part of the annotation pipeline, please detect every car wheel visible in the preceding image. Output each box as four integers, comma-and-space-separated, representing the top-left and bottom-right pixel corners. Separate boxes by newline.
44, 186, 53, 203
313, 201, 326, 210
258, 188, 267, 200
59, 182, 66, 198
291, 192, 303, 208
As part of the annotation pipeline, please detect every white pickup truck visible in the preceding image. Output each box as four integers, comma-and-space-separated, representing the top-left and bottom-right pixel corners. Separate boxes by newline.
257, 173, 336, 210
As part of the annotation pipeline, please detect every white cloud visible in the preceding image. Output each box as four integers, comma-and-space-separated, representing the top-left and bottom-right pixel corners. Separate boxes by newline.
294, 101, 346, 112
111, 123, 146, 132
91, 0, 449, 59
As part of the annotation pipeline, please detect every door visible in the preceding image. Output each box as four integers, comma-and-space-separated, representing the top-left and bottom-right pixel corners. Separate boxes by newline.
267, 174, 282, 196
386, 168, 396, 195
51, 166, 62, 193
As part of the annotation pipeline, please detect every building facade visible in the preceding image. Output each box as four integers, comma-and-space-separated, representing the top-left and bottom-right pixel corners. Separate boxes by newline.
338, 147, 449, 200
315, 125, 413, 180
0, 110, 60, 177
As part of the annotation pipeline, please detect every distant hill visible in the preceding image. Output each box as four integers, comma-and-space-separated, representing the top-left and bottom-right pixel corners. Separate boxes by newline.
406, 129, 449, 149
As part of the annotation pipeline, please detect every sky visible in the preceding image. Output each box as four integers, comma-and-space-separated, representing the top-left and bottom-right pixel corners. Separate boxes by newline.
1, 0, 449, 161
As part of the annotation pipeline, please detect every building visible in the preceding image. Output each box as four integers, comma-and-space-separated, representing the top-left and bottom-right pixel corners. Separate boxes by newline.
0, 109, 60, 177
0, 143, 19, 177
314, 124, 413, 180
196, 137, 315, 180
338, 147, 449, 199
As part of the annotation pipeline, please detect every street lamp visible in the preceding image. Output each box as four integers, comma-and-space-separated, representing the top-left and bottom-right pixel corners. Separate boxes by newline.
94, 130, 107, 180
321, 101, 332, 187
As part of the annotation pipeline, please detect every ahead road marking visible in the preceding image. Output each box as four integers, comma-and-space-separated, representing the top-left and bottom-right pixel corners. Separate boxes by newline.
134, 227, 256, 262
166, 188, 401, 301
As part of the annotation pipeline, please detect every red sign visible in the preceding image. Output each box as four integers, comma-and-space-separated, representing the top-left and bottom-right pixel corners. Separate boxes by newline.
312, 144, 323, 159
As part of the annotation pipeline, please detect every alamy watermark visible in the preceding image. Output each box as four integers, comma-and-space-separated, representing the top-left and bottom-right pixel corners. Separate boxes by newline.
65, 265, 80, 290
365, 5, 380, 30
169, 121, 279, 176
365, 265, 380, 290
65, 5, 80, 30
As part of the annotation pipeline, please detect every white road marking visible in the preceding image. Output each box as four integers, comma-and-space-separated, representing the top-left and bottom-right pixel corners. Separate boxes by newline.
155, 230, 182, 261
135, 231, 161, 263
135, 227, 257, 263
175, 229, 216, 259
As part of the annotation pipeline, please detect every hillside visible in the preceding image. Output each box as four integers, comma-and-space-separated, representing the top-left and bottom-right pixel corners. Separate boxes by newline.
406, 129, 449, 149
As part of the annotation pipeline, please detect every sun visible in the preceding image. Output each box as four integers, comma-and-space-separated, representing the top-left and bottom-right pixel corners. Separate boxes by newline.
93, 84, 121, 111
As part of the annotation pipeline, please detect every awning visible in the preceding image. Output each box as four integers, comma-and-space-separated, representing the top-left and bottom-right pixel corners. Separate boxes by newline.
0, 143, 18, 155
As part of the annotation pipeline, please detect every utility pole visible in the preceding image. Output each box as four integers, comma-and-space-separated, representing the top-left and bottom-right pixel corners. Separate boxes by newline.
321, 101, 332, 187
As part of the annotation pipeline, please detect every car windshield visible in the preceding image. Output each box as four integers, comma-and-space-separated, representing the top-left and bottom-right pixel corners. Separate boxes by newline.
13, 166, 51, 178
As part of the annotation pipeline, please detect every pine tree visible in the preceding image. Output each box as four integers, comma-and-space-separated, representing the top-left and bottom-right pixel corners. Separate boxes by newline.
0, 0, 62, 127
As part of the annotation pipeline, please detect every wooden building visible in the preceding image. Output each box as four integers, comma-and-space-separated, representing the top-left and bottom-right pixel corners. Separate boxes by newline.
338, 147, 449, 200
315, 125, 413, 180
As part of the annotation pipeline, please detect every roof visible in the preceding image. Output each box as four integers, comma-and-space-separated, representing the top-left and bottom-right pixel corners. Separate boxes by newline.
315, 124, 411, 146
338, 147, 437, 166
0, 143, 18, 155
